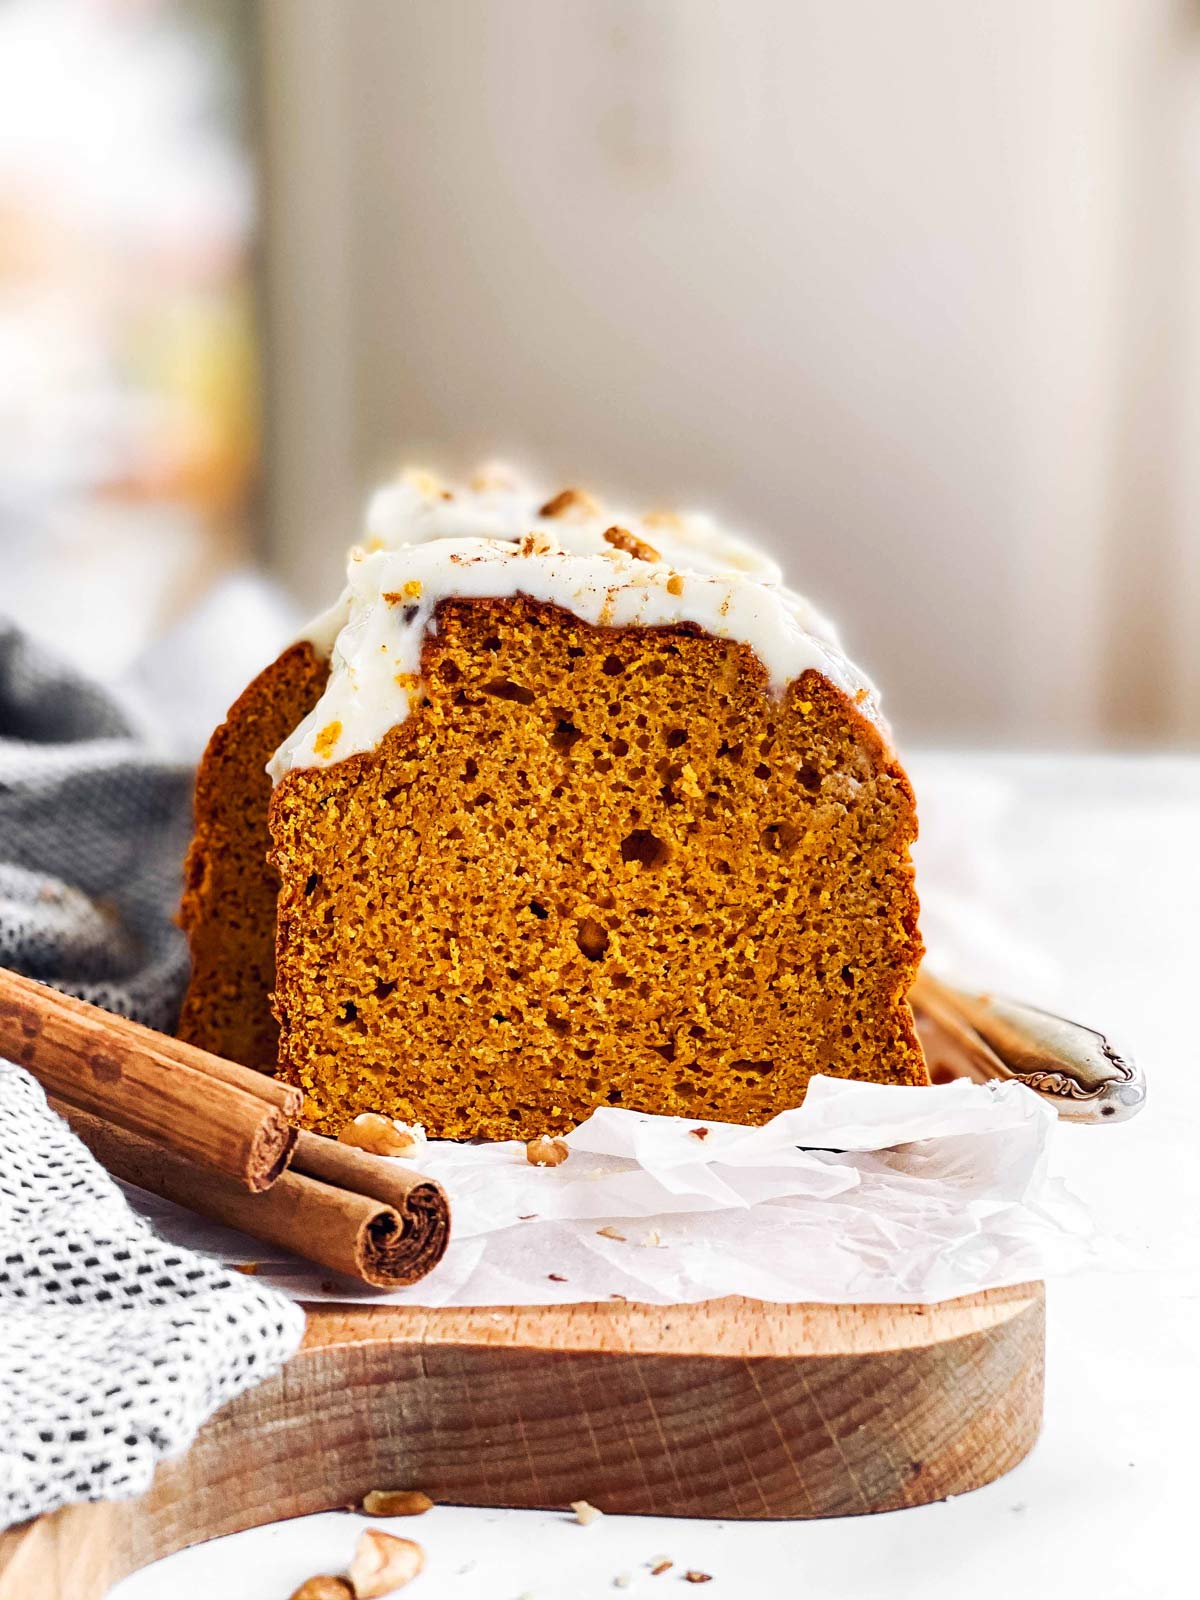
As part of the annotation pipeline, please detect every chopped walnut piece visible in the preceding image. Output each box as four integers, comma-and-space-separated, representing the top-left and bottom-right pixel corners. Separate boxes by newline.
571, 1499, 603, 1526
649, 1557, 674, 1575
603, 524, 661, 563
289, 1579, 354, 1600
683, 1572, 714, 1584
540, 486, 600, 519
338, 1114, 426, 1158
361, 1488, 434, 1517
689, 1126, 710, 1141
526, 1134, 569, 1167
596, 1225, 627, 1242
518, 529, 559, 557
347, 1528, 425, 1596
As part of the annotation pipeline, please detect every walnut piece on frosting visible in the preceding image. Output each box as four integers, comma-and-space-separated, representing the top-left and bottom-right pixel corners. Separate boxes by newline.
603, 525, 661, 563
539, 486, 601, 520
518, 529, 561, 557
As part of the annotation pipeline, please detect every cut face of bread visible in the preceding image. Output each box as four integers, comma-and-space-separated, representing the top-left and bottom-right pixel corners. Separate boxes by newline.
269, 598, 925, 1140
178, 641, 329, 1071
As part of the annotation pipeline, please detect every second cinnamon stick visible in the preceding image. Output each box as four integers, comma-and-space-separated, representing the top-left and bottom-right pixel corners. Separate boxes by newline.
0, 967, 297, 1191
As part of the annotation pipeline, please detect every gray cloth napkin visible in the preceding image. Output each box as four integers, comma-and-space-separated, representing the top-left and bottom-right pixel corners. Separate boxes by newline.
0, 623, 192, 1025
0, 622, 304, 1531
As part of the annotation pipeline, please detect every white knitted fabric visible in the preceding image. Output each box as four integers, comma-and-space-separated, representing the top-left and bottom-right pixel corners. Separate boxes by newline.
0, 624, 305, 1531
0, 1067, 305, 1529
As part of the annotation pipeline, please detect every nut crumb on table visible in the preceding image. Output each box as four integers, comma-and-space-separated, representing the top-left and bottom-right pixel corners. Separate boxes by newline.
347, 1528, 425, 1596
288, 1579, 353, 1600
361, 1488, 434, 1517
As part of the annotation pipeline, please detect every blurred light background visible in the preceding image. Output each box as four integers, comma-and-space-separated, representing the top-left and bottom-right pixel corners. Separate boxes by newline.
3, 0, 1199, 750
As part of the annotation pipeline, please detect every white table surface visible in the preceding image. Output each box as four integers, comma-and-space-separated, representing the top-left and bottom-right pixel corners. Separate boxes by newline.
110, 753, 1200, 1600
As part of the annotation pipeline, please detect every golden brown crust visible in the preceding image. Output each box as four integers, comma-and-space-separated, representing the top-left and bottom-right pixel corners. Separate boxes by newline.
269, 597, 926, 1138
177, 640, 329, 1071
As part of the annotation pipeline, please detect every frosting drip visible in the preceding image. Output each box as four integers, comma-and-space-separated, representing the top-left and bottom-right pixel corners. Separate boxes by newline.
297, 468, 820, 656
272, 470, 881, 780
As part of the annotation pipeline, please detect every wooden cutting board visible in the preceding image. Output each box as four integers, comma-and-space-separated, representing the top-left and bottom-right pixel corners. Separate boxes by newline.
0, 1284, 1044, 1599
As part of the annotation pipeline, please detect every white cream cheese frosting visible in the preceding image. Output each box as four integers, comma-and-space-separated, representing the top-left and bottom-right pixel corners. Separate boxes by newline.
364, 468, 787, 586
270, 468, 881, 781
297, 467, 796, 648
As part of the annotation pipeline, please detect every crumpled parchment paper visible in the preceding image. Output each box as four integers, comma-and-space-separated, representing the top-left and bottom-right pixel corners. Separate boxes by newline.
125, 1075, 1097, 1307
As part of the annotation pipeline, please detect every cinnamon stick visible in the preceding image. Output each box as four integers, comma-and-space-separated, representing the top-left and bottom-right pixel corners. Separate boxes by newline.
910, 971, 1010, 1086
58, 1103, 451, 1289
0, 967, 298, 1192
